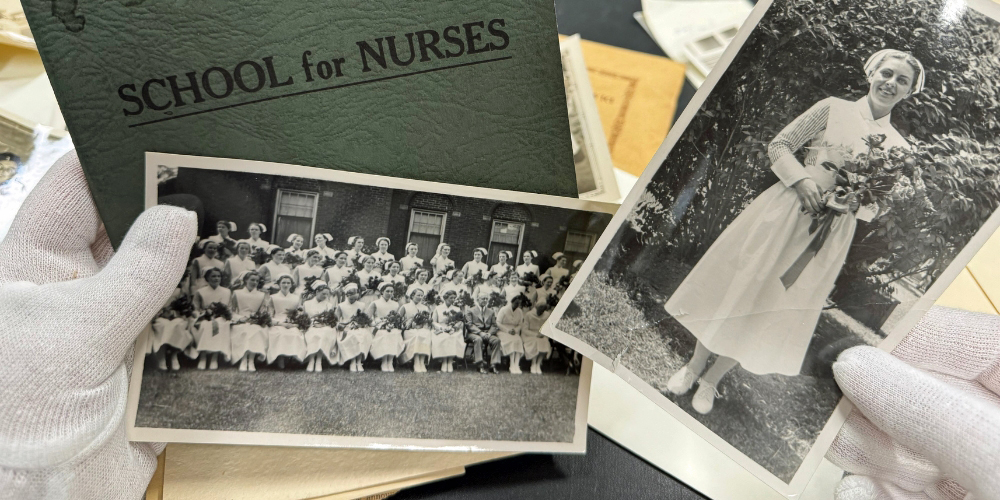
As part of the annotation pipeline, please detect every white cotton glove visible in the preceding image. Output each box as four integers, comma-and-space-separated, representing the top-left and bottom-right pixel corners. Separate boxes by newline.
0, 151, 196, 499
827, 306, 1000, 500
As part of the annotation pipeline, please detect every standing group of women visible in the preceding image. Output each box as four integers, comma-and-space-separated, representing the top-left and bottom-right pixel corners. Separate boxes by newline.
147, 221, 583, 375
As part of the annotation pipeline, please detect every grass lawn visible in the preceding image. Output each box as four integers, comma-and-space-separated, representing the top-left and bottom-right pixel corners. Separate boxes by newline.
136, 361, 580, 443
557, 266, 882, 482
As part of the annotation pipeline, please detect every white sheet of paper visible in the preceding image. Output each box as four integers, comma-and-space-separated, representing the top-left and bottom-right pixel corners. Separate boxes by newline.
641, 0, 753, 86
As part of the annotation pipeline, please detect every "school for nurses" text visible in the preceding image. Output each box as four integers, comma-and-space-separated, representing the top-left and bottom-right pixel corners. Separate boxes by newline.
116, 19, 510, 117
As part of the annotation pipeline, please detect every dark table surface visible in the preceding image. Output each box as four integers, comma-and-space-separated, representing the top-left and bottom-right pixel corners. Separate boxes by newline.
394, 2, 705, 498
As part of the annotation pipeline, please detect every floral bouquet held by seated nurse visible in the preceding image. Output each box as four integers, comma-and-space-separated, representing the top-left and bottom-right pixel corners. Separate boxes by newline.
348, 309, 373, 330
286, 307, 311, 331
200, 302, 232, 336
244, 309, 273, 328
410, 310, 432, 329
380, 310, 407, 331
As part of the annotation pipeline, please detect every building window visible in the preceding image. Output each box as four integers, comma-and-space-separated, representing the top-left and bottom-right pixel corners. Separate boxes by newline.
273, 189, 318, 246
564, 231, 596, 254
407, 209, 447, 262
487, 220, 524, 266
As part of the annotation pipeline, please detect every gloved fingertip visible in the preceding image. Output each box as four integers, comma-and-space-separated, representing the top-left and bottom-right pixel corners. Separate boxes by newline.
833, 346, 880, 378
835, 475, 886, 500
140, 204, 197, 228
128, 205, 198, 250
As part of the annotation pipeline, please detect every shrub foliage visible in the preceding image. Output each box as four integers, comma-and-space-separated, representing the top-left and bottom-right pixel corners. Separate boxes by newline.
609, 0, 1000, 316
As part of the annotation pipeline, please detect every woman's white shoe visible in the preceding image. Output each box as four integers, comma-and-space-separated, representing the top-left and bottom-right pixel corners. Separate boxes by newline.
691, 379, 720, 414
665, 365, 698, 395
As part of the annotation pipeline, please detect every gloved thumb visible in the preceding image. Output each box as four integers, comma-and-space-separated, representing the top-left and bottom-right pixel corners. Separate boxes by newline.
85, 205, 196, 361
834, 346, 1000, 499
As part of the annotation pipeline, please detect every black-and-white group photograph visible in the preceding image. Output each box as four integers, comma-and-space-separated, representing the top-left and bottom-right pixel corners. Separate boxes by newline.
128, 153, 615, 451
546, 0, 1000, 491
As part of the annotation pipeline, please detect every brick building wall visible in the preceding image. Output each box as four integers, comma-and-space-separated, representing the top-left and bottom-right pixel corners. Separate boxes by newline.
173, 169, 274, 239
283, 177, 393, 249
171, 168, 612, 270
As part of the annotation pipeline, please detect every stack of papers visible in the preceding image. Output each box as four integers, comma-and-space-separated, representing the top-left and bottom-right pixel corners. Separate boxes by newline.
637, 0, 753, 87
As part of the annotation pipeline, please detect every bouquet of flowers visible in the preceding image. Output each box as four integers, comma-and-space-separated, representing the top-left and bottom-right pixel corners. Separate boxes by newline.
813, 135, 898, 213
782, 134, 925, 288
348, 309, 373, 329
423, 289, 441, 306
246, 310, 273, 328
200, 301, 232, 322
286, 307, 311, 331
312, 309, 338, 328
411, 310, 432, 329
457, 290, 475, 309
321, 256, 337, 269
435, 262, 455, 278
301, 276, 321, 300
511, 293, 532, 309
443, 309, 465, 330
159, 295, 194, 320
392, 281, 408, 301
199, 302, 232, 336
352, 254, 367, 271
488, 291, 507, 309
250, 247, 269, 266
467, 269, 487, 287
556, 275, 571, 292
282, 252, 305, 268
380, 310, 406, 331
520, 272, 541, 288
545, 293, 561, 309
404, 266, 419, 285
366, 274, 383, 294
340, 269, 361, 290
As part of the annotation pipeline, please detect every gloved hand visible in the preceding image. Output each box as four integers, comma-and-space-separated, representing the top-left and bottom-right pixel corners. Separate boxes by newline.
827, 306, 1000, 499
0, 152, 196, 499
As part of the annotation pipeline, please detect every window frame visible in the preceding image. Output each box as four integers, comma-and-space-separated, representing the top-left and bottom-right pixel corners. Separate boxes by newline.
488, 219, 526, 262
272, 188, 320, 243
564, 230, 596, 254
406, 208, 448, 247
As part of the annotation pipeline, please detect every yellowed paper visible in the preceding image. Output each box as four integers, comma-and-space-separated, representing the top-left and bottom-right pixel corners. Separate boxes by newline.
0, 0, 34, 49
935, 267, 997, 315
309, 467, 465, 500
162, 444, 511, 500
144, 451, 165, 500
964, 228, 1000, 313
576, 38, 685, 177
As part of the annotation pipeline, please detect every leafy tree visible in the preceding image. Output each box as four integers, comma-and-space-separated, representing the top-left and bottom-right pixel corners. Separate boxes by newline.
604, 0, 1000, 327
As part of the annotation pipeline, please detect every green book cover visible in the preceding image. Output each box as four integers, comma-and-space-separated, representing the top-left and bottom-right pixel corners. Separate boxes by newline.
21, 0, 577, 245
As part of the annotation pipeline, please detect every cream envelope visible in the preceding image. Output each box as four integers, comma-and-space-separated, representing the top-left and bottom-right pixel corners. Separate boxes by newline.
936, 266, 997, 315
150, 444, 511, 500
309, 467, 465, 500
966, 229, 1000, 311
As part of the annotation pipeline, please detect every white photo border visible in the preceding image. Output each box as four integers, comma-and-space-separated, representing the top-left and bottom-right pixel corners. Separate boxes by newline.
126, 151, 616, 454
542, 0, 1000, 494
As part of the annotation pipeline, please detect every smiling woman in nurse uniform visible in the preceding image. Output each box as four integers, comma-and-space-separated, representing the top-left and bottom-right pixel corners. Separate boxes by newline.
663, 49, 924, 414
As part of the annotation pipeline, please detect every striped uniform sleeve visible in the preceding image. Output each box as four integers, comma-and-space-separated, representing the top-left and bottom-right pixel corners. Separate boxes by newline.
767, 98, 832, 187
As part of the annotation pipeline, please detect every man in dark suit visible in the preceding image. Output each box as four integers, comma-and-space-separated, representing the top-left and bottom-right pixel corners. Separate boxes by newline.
466, 291, 501, 374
